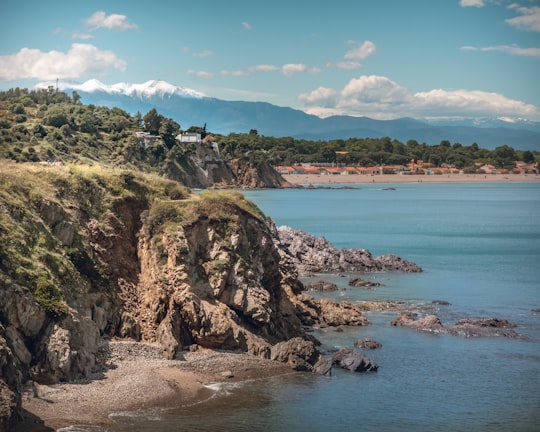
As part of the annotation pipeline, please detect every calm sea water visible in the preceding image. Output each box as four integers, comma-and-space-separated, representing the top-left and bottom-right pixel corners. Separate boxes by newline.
105, 183, 540, 432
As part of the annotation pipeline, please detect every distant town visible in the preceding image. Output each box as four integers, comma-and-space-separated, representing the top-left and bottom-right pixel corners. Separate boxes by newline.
275, 159, 539, 177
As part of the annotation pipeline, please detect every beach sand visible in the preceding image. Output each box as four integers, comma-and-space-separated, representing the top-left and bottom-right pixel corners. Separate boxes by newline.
283, 173, 540, 185
15, 341, 292, 431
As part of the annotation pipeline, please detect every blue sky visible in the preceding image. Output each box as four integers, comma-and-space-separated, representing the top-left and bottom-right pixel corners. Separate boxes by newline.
1, 0, 539, 121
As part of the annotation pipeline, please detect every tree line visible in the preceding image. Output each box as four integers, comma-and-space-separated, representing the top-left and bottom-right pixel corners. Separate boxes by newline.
0, 87, 537, 172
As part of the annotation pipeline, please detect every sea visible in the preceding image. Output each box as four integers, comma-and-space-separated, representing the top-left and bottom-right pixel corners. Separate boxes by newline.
86, 182, 540, 432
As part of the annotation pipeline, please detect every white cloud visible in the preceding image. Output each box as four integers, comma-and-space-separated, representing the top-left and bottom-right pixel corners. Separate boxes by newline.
72, 32, 95, 40
344, 40, 376, 61
281, 63, 307, 76
297, 87, 337, 107
0, 43, 126, 82
242, 21, 252, 30
461, 44, 540, 57
327, 61, 362, 70
221, 69, 249, 77
248, 64, 279, 72
299, 74, 538, 120
193, 50, 213, 58
187, 70, 214, 79
85, 11, 138, 31
506, 6, 540, 32
340, 75, 409, 105
459, 0, 485, 7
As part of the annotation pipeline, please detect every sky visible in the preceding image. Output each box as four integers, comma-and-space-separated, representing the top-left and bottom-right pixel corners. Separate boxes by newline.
1, 0, 539, 121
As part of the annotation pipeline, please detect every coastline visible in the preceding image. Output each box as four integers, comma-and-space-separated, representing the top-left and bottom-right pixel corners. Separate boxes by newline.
282, 173, 540, 185
16, 341, 293, 431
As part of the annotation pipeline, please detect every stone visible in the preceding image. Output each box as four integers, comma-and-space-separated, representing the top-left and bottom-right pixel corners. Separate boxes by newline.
270, 338, 320, 371
331, 348, 378, 372
304, 280, 340, 292
354, 337, 382, 350
348, 277, 382, 288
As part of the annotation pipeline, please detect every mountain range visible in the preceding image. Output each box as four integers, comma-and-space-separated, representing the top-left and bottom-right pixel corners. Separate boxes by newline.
37, 80, 540, 151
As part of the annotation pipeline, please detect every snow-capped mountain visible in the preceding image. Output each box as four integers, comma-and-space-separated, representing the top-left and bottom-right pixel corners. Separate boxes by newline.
36, 79, 207, 100
35, 79, 540, 150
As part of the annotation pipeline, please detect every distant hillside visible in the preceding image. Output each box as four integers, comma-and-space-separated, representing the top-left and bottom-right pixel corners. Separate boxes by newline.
0, 87, 289, 189
39, 80, 540, 151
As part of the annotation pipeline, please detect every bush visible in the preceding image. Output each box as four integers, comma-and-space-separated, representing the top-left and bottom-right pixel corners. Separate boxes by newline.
34, 277, 68, 318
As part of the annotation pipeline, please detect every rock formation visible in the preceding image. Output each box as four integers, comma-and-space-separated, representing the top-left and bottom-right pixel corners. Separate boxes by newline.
391, 313, 525, 339
276, 226, 423, 274
331, 348, 379, 372
354, 338, 383, 350
0, 165, 381, 429
0, 164, 425, 429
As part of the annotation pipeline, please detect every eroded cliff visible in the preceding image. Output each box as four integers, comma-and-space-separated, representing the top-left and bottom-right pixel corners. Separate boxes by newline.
0, 163, 312, 429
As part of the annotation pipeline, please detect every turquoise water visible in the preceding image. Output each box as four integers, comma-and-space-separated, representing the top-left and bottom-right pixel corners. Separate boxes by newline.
110, 183, 540, 432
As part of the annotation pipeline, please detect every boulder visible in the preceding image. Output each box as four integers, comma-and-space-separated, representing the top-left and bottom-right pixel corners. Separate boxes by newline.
391, 313, 444, 332
296, 295, 369, 327
270, 337, 321, 371
331, 348, 378, 372
348, 277, 382, 288
304, 280, 340, 292
354, 337, 382, 350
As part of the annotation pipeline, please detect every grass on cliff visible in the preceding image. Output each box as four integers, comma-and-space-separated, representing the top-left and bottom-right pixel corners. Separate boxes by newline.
0, 161, 190, 317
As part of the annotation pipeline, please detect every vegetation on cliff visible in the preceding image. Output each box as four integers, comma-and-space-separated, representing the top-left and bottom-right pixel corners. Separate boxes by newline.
0, 162, 189, 317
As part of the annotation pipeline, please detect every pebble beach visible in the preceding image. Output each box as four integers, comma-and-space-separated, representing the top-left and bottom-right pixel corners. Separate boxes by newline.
16, 341, 292, 431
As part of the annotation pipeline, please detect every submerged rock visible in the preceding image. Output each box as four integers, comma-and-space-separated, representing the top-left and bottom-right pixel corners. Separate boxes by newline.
348, 277, 383, 288
304, 280, 340, 292
391, 313, 525, 339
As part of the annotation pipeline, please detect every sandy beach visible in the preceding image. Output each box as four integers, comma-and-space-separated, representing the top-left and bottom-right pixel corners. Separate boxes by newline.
15, 341, 292, 431
283, 173, 540, 185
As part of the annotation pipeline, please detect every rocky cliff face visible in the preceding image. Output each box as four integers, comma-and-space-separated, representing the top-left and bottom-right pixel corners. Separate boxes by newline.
0, 163, 422, 429
0, 164, 314, 428
160, 141, 289, 189
228, 158, 294, 189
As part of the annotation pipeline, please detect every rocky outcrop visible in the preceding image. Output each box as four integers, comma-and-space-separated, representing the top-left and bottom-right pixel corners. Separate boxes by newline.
277, 226, 422, 274
270, 337, 321, 371
161, 142, 289, 189
391, 313, 525, 338
304, 280, 340, 292
354, 338, 382, 349
349, 277, 383, 288
228, 158, 293, 189
295, 294, 369, 327
331, 348, 379, 372
0, 167, 311, 429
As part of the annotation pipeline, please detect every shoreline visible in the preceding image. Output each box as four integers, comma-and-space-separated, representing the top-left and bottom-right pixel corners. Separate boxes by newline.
16, 341, 293, 431
282, 173, 540, 185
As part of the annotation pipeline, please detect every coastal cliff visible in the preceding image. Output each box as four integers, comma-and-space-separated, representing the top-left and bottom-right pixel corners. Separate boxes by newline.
0, 162, 372, 429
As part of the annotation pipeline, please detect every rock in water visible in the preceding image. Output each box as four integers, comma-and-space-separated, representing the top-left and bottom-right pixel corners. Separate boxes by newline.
277, 225, 422, 274
331, 348, 378, 372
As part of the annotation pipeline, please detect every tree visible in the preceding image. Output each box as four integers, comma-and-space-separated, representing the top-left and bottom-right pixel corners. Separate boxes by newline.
72, 91, 81, 104
522, 150, 534, 164
159, 118, 180, 149
134, 111, 143, 129
143, 108, 162, 135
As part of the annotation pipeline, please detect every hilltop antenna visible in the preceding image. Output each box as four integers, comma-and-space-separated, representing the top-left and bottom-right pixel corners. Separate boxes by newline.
56, 78, 59, 92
